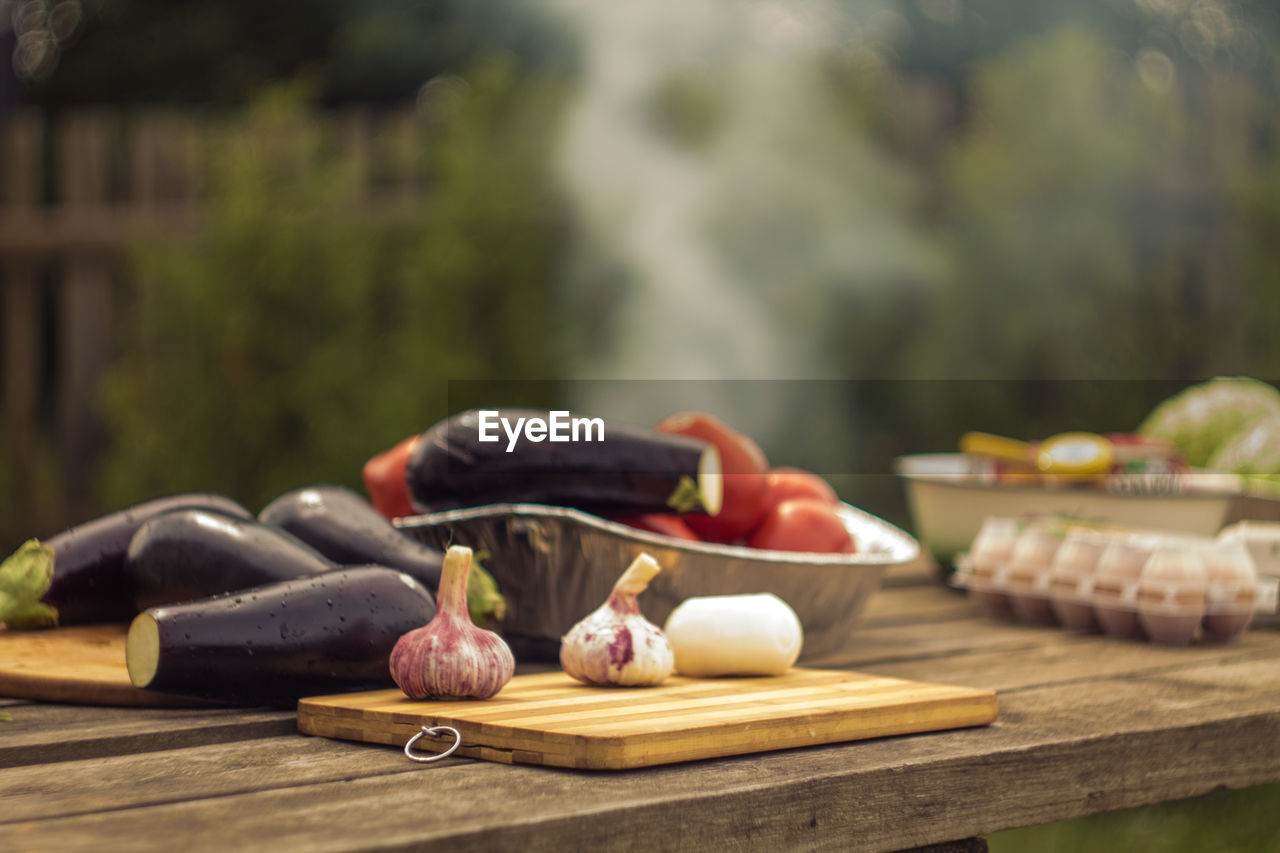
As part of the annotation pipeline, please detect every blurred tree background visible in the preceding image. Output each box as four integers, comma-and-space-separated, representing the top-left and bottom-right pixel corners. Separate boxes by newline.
2, 0, 1280, 532
97, 60, 570, 513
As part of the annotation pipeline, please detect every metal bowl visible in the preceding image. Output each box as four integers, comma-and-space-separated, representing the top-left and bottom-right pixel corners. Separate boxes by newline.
396, 502, 919, 662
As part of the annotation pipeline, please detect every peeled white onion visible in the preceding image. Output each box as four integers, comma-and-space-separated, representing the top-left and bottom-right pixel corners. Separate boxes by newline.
662, 593, 803, 677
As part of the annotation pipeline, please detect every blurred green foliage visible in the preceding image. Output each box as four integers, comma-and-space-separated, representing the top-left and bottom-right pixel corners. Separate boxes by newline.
97, 59, 570, 513
28, 0, 573, 106
63, 10, 1280, 529
989, 781, 1280, 853
932, 26, 1187, 378
4, 1, 1278, 538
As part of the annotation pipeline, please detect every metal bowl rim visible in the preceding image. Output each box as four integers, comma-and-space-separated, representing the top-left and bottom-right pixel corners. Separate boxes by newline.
396, 501, 918, 567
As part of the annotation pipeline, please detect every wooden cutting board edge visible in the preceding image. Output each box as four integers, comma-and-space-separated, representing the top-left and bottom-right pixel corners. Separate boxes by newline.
296, 672, 999, 770
0, 624, 221, 708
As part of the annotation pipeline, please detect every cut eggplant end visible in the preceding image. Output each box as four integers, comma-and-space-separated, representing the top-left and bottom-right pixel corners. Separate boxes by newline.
698, 445, 723, 516
126, 612, 161, 688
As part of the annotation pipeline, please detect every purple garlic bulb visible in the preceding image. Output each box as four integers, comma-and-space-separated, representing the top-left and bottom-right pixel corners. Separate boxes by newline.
389, 545, 513, 699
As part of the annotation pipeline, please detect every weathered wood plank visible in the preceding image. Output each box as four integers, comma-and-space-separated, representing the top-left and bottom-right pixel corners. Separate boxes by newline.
55, 111, 117, 516
1, 112, 43, 206
2, 266, 41, 511
2, 660, 1276, 852
817, 616, 1078, 671
0, 206, 204, 252
0, 581, 1275, 851
0, 734, 414, 823
856, 629, 1280, 693
2, 113, 46, 534
0, 704, 295, 768
856, 582, 979, 628
128, 111, 206, 207
880, 552, 942, 587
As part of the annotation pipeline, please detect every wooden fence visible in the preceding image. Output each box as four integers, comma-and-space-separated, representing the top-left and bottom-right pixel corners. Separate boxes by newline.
0, 107, 423, 537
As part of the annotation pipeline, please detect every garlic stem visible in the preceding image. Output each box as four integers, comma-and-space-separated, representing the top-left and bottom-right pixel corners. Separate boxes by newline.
436, 545, 471, 619
612, 553, 662, 598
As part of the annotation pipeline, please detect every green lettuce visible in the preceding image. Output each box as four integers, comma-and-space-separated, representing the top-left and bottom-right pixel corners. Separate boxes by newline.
1138, 377, 1280, 469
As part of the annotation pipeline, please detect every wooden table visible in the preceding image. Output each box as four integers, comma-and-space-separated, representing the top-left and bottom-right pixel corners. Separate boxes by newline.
3, 561, 1278, 852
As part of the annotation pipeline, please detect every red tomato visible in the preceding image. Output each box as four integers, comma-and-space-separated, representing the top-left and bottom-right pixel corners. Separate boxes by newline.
655, 412, 769, 543
762, 467, 839, 515
361, 434, 419, 519
747, 498, 856, 554
611, 514, 701, 542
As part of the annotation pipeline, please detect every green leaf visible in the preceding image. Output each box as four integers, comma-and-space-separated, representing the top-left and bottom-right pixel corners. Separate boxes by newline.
0, 539, 57, 629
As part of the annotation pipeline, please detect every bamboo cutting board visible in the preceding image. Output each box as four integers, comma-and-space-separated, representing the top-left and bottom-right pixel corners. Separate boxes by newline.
0, 625, 213, 707
298, 668, 998, 770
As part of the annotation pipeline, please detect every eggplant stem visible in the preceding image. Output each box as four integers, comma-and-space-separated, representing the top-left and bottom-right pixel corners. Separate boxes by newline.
0, 540, 57, 629
665, 475, 705, 514
466, 560, 507, 629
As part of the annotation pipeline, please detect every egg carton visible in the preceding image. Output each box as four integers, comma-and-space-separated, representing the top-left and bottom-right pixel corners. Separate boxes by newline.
951, 554, 1014, 620
1003, 562, 1058, 626
1046, 569, 1100, 632
953, 519, 1280, 645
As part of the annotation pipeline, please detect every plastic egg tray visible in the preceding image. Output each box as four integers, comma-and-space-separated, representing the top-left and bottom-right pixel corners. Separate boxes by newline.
954, 516, 1280, 646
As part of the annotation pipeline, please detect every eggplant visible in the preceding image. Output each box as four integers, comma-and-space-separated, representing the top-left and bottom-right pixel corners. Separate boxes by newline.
405, 409, 723, 516
125, 508, 336, 611
258, 485, 444, 589
126, 566, 437, 705
0, 493, 252, 629
257, 485, 507, 628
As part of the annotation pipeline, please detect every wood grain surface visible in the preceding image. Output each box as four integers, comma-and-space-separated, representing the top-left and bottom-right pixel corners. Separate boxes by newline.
2, 571, 1278, 853
298, 668, 997, 769
0, 625, 213, 707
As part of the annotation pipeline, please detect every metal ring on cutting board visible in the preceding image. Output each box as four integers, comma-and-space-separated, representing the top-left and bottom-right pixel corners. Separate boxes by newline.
404, 725, 462, 764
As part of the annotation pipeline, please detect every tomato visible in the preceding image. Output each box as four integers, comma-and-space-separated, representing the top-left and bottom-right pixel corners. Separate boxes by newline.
611, 514, 701, 542
761, 467, 839, 515
654, 412, 769, 543
361, 434, 420, 519
747, 498, 856, 554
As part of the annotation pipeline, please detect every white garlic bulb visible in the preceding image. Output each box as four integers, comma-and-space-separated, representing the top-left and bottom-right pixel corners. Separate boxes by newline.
560, 553, 674, 686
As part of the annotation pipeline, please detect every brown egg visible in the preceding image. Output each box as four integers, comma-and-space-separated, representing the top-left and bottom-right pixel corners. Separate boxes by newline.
1137, 547, 1208, 645
1006, 524, 1064, 626
1199, 541, 1257, 642
1048, 528, 1111, 632
967, 517, 1020, 618
1092, 534, 1159, 640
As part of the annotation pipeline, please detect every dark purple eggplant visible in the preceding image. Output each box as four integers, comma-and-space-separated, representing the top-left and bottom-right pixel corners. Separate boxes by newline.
405, 409, 723, 517
257, 485, 507, 628
0, 494, 252, 629
125, 508, 337, 611
258, 485, 444, 589
125, 566, 437, 706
